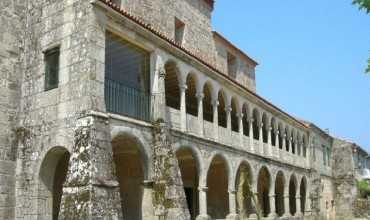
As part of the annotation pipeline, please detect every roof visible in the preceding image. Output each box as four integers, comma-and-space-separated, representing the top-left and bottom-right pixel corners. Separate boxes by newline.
213, 31, 259, 66
96, 0, 308, 129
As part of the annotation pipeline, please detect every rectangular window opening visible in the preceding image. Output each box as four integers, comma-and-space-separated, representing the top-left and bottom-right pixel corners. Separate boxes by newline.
44, 47, 60, 91
175, 17, 185, 45
227, 52, 237, 77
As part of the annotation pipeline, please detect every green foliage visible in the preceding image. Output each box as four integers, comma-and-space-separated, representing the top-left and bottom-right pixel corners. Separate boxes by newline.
353, 0, 370, 13
357, 180, 370, 198
367, 58, 370, 73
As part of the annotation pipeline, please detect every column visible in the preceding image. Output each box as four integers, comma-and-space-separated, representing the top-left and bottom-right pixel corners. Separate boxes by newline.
142, 180, 155, 219
197, 92, 204, 136
226, 106, 232, 130
267, 126, 272, 157
226, 190, 238, 220
180, 84, 187, 132
259, 123, 263, 144
197, 186, 211, 220
249, 118, 254, 153
212, 100, 219, 141
283, 192, 291, 218
282, 134, 286, 151
289, 137, 293, 154
275, 130, 280, 158
237, 113, 244, 147
296, 194, 302, 216
268, 193, 277, 218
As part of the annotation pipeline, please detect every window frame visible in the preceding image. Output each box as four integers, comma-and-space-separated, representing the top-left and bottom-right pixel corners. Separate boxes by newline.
44, 47, 60, 91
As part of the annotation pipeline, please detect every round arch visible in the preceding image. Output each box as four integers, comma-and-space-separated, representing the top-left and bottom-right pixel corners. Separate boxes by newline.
300, 176, 308, 214
289, 174, 298, 216
242, 103, 251, 137
165, 60, 181, 110
262, 113, 269, 143
185, 72, 199, 116
217, 90, 228, 128
274, 171, 285, 217
231, 97, 240, 132
202, 81, 215, 122
234, 161, 254, 218
252, 108, 260, 140
257, 166, 271, 217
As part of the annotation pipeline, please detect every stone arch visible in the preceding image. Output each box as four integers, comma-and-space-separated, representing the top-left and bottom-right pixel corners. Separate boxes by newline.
38, 146, 71, 220
217, 90, 228, 128
111, 130, 151, 220
242, 103, 251, 136
274, 171, 285, 217
300, 176, 308, 214
262, 113, 269, 143
165, 60, 181, 110
257, 166, 271, 217
302, 135, 307, 157
252, 108, 260, 140
291, 129, 296, 154
176, 146, 202, 219
271, 117, 277, 146
231, 96, 240, 132
202, 81, 214, 122
206, 153, 230, 219
278, 122, 284, 149
234, 160, 254, 218
284, 126, 290, 152
185, 72, 198, 116
289, 174, 298, 216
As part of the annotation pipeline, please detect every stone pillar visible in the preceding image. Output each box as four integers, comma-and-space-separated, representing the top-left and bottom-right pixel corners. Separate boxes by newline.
259, 123, 263, 144
197, 186, 211, 220
267, 126, 272, 157
237, 113, 244, 147
226, 190, 239, 220
152, 65, 166, 121
197, 92, 204, 136
212, 100, 219, 141
296, 194, 302, 217
226, 106, 232, 131
268, 194, 277, 218
283, 193, 291, 218
180, 84, 188, 132
249, 118, 254, 153
289, 137, 293, 154
282, 134, 286, 152
59, 115, 122, 220
142, 180, 155, 219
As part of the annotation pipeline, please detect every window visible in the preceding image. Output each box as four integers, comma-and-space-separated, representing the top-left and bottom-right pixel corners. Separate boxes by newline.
44, 47, 60, 91
175, 17, 185, 45
227, 52, 237, 77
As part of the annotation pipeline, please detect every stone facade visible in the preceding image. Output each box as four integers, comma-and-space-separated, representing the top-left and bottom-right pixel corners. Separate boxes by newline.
0, 0, 367, 220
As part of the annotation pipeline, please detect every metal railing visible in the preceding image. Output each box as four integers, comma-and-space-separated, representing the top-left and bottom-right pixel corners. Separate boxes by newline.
105, 79, 150, 121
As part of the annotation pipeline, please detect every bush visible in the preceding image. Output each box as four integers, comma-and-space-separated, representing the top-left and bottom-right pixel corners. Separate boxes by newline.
357, 180, 370, 198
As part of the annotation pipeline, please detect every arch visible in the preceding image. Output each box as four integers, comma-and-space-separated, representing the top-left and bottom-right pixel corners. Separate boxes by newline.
112, 133, 149, 220
252, 108, 260, 140
274, 171, 285, 217
296, 133, 302, 156
262, 113, 269, 143
291, 129, 296, 154
218, 90, 227, 128
235, 161, 254, 218
285, 126, 290, 152
289, 174, 298, 216
207, 154, 229, 219
176, 147, 201, 219
203, 81, 214, 122
257, 166, 271, 217
165, 60, 181, 110
300, 176, 308, 214
278, 123, 284, 149
242, 103, 250, 136
302, 135, 307, 157
271, 118, 277, 146
185, 73, 198, 116
38, 146, 70, 220
231, 97, 239, 132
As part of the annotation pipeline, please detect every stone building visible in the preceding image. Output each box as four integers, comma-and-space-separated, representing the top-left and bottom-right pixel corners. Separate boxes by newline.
0, 0, 367, 220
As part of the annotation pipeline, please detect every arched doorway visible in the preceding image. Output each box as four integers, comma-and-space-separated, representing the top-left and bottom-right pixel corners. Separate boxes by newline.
300, 177, 307, 214
275, 171, 285, 217
235, 162, 254, 218
207, 155, 229, 219
112, 134, 147, 220
289, 175, 297, 216
39, 147, 70, 220
176, 147, 199, 219
257, 166, 270, 217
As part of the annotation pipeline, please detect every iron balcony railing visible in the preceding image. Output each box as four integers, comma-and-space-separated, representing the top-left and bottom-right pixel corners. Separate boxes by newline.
105, 79, 150, 121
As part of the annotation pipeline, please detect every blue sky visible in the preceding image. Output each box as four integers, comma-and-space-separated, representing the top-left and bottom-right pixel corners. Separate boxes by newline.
212, 0, 370, 152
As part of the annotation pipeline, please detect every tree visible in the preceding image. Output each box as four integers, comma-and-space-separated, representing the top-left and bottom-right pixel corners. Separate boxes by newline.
353, 0, 370, 73
357, 180, 370, 199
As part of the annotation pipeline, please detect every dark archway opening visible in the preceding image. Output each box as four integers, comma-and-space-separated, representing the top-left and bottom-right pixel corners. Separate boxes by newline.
165, 61, 180, 110
289, 177, 297, 216
275, 172, 285, 217
186, 74, 198, 116
257, 167, 270, 217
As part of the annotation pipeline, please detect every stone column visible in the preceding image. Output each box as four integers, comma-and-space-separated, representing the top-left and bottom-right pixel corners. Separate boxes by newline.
180, 84, 188, 132
267, 126, 272, 157
237, 113, 244, 147
275, 130, 280, 158
249, 118, 254, 153
152, 64, 167, 121
258, 123, 263, 144
226, 106, 232, 131
197, 92, 204, 136
142, 180, 155, 219
283, 192, 291, 218
226, 190, 239, 220
296, 194, 302, 217
268, 193, 277, 218
282, 134, 286, 152
197, 186, 211, 220
212, 100, 219, 141
289, 137, 293, 154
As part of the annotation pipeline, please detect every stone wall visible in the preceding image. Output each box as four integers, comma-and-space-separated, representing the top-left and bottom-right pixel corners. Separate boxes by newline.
353, 199, 370, 219
0, 1, 25, 219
